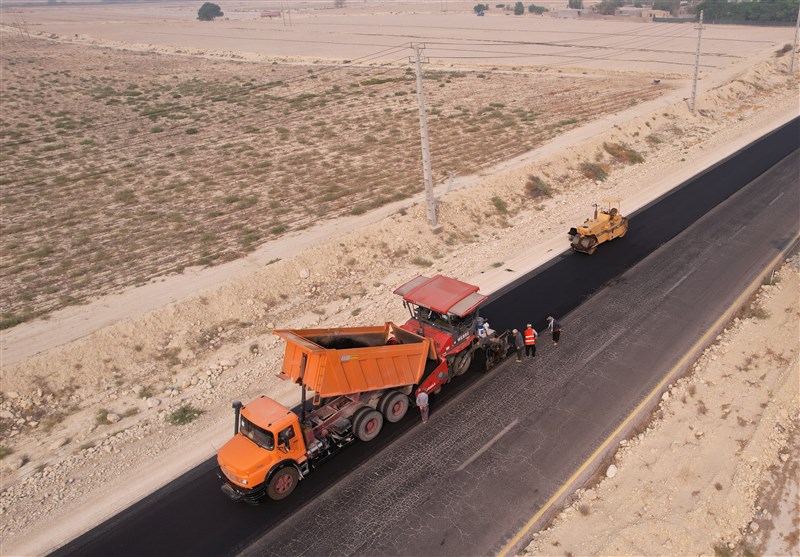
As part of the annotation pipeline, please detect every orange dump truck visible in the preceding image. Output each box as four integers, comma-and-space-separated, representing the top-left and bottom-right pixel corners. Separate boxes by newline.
217, 322, 434, 503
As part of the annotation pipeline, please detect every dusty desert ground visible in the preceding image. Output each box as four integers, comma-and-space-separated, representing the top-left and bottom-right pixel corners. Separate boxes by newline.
0, 2, 799, 556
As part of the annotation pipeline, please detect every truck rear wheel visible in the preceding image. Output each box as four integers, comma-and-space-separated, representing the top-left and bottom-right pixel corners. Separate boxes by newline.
354, 409, 384, 442
267, 466, 299, 501
381, 392, 409, 423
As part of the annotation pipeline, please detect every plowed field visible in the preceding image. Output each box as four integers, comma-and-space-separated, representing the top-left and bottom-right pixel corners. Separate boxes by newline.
0, 34, 668, 326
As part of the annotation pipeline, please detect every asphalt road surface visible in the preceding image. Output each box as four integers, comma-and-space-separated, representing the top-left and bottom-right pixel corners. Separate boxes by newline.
51, 119, 798, 557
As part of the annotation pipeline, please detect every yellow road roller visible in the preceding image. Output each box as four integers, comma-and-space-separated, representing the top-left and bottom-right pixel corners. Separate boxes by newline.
568, 200, 628, 255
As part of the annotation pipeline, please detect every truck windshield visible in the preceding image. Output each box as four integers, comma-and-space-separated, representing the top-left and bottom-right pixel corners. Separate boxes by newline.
239, 416, 274, 451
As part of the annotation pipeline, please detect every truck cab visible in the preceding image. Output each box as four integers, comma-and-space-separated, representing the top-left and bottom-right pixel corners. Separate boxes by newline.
218, 396, 307, 503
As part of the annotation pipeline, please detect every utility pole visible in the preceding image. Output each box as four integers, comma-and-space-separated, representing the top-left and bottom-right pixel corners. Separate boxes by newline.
690, 10, 704, 113
790, 0, 800, 74
411, 43, 443, 234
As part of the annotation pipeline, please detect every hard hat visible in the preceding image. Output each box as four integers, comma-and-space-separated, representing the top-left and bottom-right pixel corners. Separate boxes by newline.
512, 329, 518, 333
526, 324, 531, 328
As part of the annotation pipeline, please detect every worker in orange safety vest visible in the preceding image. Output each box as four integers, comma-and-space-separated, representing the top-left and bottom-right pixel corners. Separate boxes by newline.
524, 324, 538, 358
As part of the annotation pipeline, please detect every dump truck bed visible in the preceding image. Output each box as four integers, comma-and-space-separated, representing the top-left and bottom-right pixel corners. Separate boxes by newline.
273, 323, 433, 397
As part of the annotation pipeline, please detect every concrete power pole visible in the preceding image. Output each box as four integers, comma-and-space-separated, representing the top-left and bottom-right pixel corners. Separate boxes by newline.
790, 0, 800, 74
690, 10, 704, 113
411, 44, 443, 234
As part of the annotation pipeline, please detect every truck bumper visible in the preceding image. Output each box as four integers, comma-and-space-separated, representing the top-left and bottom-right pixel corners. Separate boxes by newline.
216, 469, 267, 505
220, 482, 243, 502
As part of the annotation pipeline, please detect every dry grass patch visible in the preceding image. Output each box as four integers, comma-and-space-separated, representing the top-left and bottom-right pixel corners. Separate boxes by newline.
0, 35, 669, 327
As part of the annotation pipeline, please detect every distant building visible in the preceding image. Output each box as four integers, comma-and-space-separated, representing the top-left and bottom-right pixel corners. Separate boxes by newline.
556, 8, 583, 18
616, 6, 670, 18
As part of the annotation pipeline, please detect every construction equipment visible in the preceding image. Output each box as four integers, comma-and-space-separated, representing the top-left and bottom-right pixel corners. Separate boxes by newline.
217, 323, 433, 503
568, 200, 629, 255
217, 276, 510, 503
394, 274, 509, 388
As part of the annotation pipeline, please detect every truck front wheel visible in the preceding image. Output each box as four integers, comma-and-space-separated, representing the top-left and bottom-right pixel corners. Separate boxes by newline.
267, 467, 299, 500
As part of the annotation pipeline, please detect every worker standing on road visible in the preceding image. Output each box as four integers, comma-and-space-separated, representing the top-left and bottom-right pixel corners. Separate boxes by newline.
416, 390, 429, 424
546, 316, 562, 346
524, 324, 537, 357
513, 329, 524, 362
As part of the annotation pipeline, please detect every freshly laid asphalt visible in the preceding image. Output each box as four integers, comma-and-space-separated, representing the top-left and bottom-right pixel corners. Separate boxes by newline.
51, 119, 798, 557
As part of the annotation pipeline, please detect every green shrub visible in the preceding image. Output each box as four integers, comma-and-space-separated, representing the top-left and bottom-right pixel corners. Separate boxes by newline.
95, 409, 111, 426
491, 196, 508, 214
579, 162, 609, 181
603, 142, 644, 164
525, 175, 552, 198
411, 256, 433, 267
168, 404, 205, 425
742, 304, 770, 320
197, 2, 223, 20
115, 189, 136, 204
0, 313, 28, 330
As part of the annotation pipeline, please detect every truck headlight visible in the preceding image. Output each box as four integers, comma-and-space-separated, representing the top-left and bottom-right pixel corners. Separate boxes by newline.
223, 466, 248, 486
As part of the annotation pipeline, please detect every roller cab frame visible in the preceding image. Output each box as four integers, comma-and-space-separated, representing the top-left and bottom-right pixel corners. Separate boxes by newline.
394, 274, 508, 395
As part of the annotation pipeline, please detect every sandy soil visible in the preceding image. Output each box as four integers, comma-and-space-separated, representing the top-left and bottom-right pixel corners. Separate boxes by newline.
0, 4, 799, 556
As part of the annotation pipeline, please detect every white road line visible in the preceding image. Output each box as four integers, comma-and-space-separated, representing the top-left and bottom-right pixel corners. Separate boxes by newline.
664, 271, 692, 297
769, 192, 784, 206
730, 225, 748, 240
584, 330, 624, 364
457, 419, 519, 472
586, 271, 692, 363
